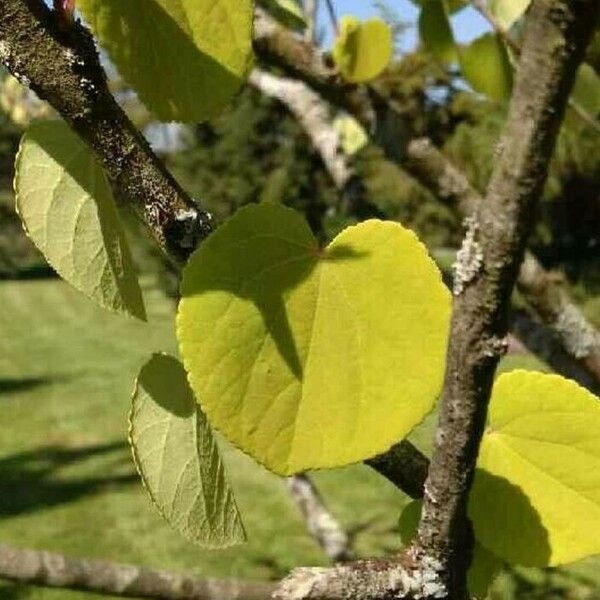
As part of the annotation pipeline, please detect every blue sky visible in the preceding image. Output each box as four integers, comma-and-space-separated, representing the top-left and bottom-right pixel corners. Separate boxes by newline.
319, 0, 490, 50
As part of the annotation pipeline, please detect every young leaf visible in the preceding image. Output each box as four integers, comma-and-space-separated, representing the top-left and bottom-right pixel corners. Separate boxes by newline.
15, 120, 146, 320
258, 0, 306, 29
459, 34, 514, 103
418, 0, 457, 64
489, 0, 531, 30
177, 203, 450, 476
332, 16, 393, 84
571, 63, 600, 116
77, 0, 254, 122
130, 354, 246, 547
399, 501, 503, 599
471, 371, 600, 567
333, 113, 369, 155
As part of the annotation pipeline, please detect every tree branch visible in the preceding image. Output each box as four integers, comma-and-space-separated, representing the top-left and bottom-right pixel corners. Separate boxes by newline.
286, 475, 354, 563
0, 544, 274, 600
406, 137, 600, 392
415, 1, 598, 596
0, 0, 213, 262
248, 68, 381, 218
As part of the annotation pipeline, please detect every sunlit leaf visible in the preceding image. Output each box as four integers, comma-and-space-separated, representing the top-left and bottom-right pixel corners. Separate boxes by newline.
471, 371, 600, 567
489, 0, 531, 30
177, 203, 450, 476
459, 33, 513, 103
130, 354, 246, 547
332, 16, 393, 83
15, 120, 145, 320
77, 0, 254, 122
399, 501, 503, 599
419, 0, 457, 64
333, 113, 369, 155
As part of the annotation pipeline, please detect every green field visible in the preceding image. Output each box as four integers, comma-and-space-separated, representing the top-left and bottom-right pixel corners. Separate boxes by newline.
1, 275, 599, 599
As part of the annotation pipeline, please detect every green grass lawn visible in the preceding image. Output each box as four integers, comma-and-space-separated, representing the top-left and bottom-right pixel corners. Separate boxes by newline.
1, 275, 599, 599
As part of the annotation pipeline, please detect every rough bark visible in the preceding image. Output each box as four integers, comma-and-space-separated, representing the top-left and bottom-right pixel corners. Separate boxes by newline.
0, 0, 212, 262
287, 475, 354, 563
0, 544, 274, 600
415, 1, 598, 597
406, 138, 600, 391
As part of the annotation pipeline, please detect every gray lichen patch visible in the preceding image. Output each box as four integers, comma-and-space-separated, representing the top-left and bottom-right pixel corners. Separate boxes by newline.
554, 303, 600, 359
453, 216, 484, 296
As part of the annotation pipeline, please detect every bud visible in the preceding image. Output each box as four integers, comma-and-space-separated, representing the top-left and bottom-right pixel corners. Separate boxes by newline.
53, 0, 75, 24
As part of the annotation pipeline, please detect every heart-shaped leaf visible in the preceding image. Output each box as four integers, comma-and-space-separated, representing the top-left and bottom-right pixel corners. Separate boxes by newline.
399, 500, 503, 599
332, 16, 393, 84
471, 371, 600, 567
177, 203, 450, 476
77, 0, 254, 122
130, 354, 246, 547
15, 120, 146, 320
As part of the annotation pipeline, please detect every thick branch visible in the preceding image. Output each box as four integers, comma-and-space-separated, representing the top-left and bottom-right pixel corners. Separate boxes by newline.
406, 137, 600, 391
0, 544, 274, 600
275, 552, 445, 600
287, 475, 354, 563
415, 1, 598, 597
0, 0, 212, 262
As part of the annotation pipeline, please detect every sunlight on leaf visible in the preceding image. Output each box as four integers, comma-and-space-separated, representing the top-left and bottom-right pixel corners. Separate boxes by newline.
471, 370, 600, 567
177, 203, 450, 476
15, 120, 145, 320
333, 16, 393, 83
130, 353, 246, 547
459, 33, 513, 103
489, 0, 531, 30
77, 0, 254, 122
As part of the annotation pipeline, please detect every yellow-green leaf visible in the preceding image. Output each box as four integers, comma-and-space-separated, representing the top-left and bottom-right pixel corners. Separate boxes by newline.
259, 0, 306, 29
130, 354, 246, 547
399, 501, 503, 599
333, 113, 369, 155
177, 203, 450, 476
471, 371, 600, 567
77, 0, 254, 122
489, 0, 531, 30
419, 0, 457, 64
459, 34, 513, 103
571, 63, 600, 116
14, 120, 145, 320
332, 16, 393, 84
